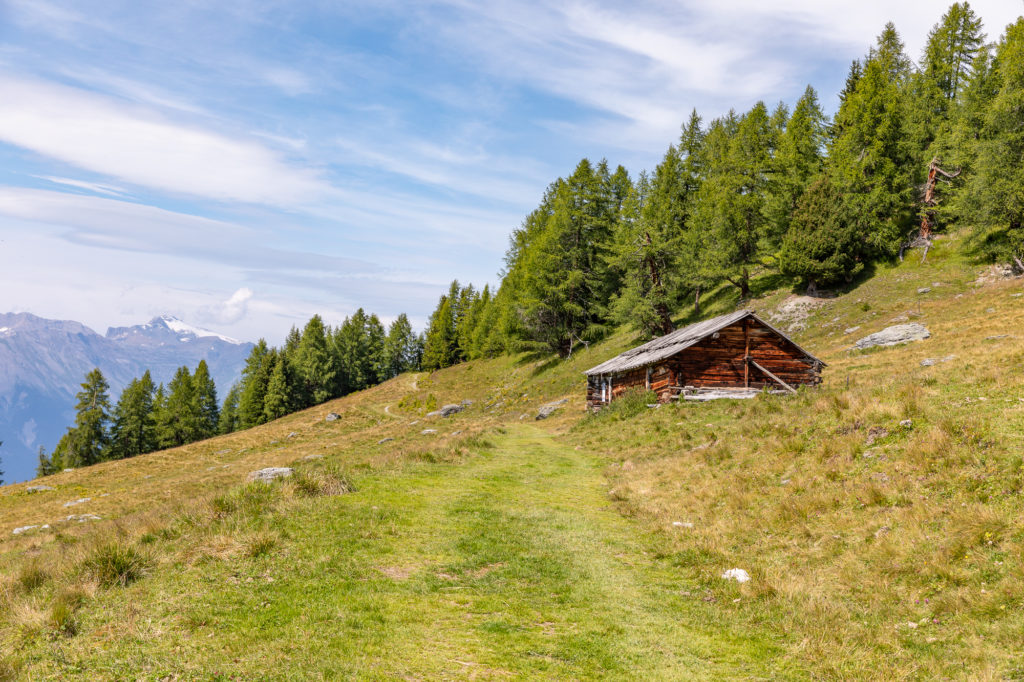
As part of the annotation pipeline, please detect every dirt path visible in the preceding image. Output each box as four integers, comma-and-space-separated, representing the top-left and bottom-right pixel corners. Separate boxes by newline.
30, 425, 783, 679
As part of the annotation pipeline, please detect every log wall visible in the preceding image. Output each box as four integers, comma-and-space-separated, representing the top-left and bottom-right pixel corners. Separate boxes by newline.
586, 318, 821, 409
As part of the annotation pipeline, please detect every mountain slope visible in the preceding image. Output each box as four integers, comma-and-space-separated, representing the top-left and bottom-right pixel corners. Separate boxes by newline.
0, 313, 252, 482
1, 235, 1022, 678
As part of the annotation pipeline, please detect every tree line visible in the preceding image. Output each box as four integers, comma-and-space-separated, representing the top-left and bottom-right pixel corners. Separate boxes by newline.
37, 362, 220, 475
418, 4, 1024, 361
37, 309, 421, 476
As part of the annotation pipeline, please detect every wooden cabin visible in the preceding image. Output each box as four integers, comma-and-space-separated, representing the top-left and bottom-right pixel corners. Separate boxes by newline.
584, 310, 824, 409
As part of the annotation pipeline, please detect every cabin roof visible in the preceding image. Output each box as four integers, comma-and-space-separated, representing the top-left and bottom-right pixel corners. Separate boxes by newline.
583, 309, 824, 376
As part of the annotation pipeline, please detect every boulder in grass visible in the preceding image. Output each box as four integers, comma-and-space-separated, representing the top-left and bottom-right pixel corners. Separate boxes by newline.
428, 404, 465, 418
721, 568, 751, 583
248, 467, 294, 483
26, 485, 54, 493
325, 413, 341, 422
378, 438, 394, 445
536, 398, 568, 420
853, 323, 930, 350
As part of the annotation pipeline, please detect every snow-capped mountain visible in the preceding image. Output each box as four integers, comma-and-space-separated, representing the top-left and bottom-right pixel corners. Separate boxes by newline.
0, 313, 253, 484
107, 315, 242, 346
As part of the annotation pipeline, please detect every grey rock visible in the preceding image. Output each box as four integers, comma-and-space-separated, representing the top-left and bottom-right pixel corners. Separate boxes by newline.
925, 352, 954, 364
451, 430, 462, 436
429, 404, 465, 418
301, 454, 323, 461
66, 513, 101, 523
536, 398, 569, 420
985, 334, 1009, 341
854, 323, 930, 350
287, 432, 298, 439
325, 412, 341, 422
421, 429, 438, 435
1012, 293, 1023, 298
12, 524, 49, 535
844, 326, 861, 335
377, 438, 394, 444
63, 497, 90, 508
917, 287, 931, 294
460, 399, 474, 406
248, 467, 294, 482
25, 485, 54, 493
215, 449, 231, 455
899, 419, 913, 428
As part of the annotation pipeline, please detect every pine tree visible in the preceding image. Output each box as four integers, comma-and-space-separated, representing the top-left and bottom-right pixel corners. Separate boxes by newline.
383, 313, 419, 377
766, 86, 827, 242
421, 293, 458, 370
110, 370, 156, 459
193, 360, 219, 439
157, 366, 200, 448
695, 103, 773, 300
779, 176, 867, 292
238, 340, 273, 428
294, 315, 336, 407
63, 368, 112, 467
827, 23, 915, 257
366, 313, 388, 384
218, 383, 241, 435
263, 351, 292, 421
965, 18, 1024, 271
515, 159, 618, 356
36, 445, 58, 477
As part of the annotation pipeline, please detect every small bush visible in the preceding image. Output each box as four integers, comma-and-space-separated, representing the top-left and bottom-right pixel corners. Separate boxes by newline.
212, 482, 280, 519
82, 543, 149, 588
591, 388, 658, 422
244, 532, 278, 558
291, 467, 354, 497
48, 590, 82, 638
17, 563, 48, 592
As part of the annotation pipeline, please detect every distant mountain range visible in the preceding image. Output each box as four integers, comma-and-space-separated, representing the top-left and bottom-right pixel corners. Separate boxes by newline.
0, 313, 253, 484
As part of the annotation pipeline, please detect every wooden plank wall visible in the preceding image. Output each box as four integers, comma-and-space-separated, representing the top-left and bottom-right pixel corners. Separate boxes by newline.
588, 318, 821, 408
665, 319, 819, 389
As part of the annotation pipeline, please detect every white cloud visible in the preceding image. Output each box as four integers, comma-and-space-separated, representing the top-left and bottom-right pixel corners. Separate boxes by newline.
198, 287, 254, 326
0, 74, 331, 206
33, 175, 129, 197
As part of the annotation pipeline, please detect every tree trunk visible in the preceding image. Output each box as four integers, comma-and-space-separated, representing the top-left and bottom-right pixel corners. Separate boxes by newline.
694, 286, 701, 316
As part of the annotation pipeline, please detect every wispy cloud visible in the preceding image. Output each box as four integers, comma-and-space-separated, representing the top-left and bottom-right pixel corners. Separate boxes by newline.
0, 74, 331, 206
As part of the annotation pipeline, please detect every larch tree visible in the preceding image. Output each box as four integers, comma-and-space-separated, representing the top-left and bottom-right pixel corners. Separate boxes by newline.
110, 370, 156, 459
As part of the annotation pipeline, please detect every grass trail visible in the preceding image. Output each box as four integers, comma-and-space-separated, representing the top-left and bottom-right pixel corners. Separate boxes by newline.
33, 425, 783, 679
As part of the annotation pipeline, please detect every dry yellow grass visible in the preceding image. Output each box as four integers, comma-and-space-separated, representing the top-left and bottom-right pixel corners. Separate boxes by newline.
0, 231, 1022, 678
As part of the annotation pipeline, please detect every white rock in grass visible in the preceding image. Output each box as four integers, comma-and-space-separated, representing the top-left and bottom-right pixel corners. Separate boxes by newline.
12, 524, 49, 535
325, 412, 341, 422
66, 514, 101, 523
421, 429, 438, 435
854, 323, 930, 350
26, 485, 54, 493
248, 467, 294, 483
63, 497, 90, 508
721, 568, 751, 583
672, 521, 694, 529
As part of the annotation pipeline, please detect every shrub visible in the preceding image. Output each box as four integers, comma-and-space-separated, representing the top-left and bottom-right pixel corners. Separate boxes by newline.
82, 543, 149, 588
47, 588, 84, 638
591, 388, 658, 422
244, 532, 278, 558
291, 467, 354, 497
16, 563, 48, 592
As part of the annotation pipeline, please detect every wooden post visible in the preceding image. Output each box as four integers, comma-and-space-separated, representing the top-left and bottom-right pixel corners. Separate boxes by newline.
750, 359, 797, 394
744, 319, 750, 388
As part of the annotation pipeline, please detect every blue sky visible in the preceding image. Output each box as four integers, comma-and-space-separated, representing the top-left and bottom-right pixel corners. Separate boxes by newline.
0, 0, 1020, 343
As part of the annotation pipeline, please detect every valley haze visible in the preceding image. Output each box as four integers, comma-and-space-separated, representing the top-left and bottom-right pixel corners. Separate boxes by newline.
0, 312, 252, 483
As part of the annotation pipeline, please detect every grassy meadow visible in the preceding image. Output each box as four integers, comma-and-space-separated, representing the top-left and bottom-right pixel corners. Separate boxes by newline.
1, 233, 1023, 679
